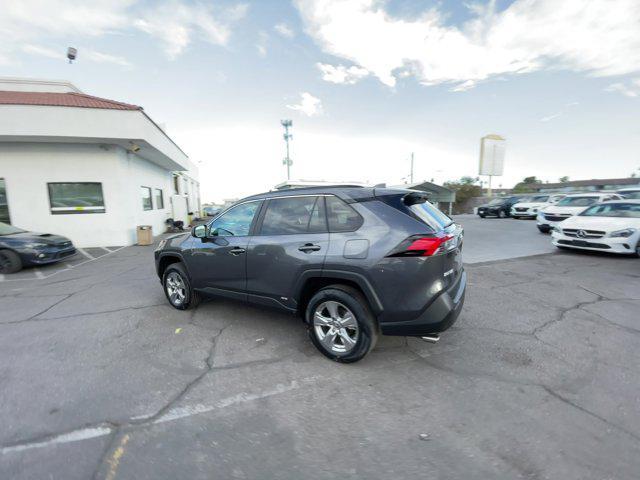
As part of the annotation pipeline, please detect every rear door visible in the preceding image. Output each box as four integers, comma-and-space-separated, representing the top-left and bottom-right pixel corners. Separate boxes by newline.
246, 195, 328, 310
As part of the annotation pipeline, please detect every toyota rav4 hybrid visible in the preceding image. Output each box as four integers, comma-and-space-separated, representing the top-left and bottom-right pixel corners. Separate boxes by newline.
510, 194, 565, 219
551, 200, 640, 256
536, 193, 623, 233
155, 187, 466, 363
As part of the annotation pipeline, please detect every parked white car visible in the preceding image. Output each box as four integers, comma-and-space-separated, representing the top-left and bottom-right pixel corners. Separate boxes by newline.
536, 192, 624, 233
551, 200, 640, 256
511, 194, 566, 219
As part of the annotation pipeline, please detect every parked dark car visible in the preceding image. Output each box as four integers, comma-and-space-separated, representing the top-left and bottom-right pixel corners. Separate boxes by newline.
0, 222, 76, 273
155, 186, 466, 363
477, 196, 528, 218
202, 206, 221, 217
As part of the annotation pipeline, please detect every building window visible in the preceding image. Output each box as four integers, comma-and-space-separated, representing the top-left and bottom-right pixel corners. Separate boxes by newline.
48, 183, 105, 215
0, 178, 10, 224
155, 188, 164, 209
173, 175, 180, 195
141, 187, 153, 211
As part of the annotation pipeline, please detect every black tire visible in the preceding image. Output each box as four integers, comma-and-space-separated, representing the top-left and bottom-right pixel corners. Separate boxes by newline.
306, 285, 378, 363
0, 249, 23, 274
479, 214, 486, 218
162, 263, 200, 310
538, 226, 550, 234
634, 241, 640, 258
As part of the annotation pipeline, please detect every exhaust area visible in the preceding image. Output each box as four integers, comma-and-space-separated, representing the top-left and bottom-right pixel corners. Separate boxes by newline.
421, 334, 440, 343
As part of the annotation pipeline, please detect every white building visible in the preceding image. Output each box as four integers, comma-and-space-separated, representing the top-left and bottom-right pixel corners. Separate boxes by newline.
0, 77, 200, 247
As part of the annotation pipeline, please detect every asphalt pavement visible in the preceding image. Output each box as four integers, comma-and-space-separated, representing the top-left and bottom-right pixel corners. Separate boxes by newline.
1, 218, 639, 480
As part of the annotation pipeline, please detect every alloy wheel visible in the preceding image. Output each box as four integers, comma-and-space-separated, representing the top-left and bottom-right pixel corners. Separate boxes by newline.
0, 253, 11, 273
313, 301, 359, 354
166, 271, 187, 306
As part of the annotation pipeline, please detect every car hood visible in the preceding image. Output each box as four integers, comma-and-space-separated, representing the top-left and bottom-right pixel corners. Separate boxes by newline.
560, 216, 640, 232
1, 231, 72, 245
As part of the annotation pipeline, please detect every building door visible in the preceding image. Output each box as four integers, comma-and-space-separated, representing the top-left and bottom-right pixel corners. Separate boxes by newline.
0, 179, 10, 224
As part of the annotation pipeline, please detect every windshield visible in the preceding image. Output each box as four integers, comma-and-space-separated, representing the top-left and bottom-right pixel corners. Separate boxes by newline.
0, 222, 26, 235
580, 203, 640, 218
530, 195, 549, 202
620, 191, 640, 199
556, 196, 599, 207
488, 198, 504, 205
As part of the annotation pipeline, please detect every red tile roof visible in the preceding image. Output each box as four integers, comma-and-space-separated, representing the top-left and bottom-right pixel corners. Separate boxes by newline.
0, 91, 141, 110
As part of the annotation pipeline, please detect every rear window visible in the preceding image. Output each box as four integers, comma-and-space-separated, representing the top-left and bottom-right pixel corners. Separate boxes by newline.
378, 193, 451, 231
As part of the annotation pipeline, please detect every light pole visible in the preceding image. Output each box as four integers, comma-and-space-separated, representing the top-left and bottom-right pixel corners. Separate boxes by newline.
281, 119, 293, 180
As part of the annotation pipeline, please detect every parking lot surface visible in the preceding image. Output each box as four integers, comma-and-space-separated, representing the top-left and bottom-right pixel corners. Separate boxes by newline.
1, 219, 639, 479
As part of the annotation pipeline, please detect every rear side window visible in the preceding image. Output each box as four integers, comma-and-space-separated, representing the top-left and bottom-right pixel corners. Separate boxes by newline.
260, 196, 326, 235
326, 195, 363, 232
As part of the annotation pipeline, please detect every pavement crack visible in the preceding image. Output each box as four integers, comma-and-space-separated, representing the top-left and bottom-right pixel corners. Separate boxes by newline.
542, 386, 640, 443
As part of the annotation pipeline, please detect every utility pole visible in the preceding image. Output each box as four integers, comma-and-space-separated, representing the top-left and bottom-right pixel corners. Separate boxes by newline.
410, 152, 414, 184
281, 120, 293, 180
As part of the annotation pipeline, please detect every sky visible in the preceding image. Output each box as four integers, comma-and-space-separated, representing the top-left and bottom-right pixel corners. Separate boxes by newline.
1, 0, 640, 203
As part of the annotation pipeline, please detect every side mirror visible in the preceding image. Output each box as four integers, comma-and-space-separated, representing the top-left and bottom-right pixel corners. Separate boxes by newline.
192, 225, 207, 238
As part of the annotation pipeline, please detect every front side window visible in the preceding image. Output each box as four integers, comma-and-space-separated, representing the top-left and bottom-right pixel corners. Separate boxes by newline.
580, 203, 640, 218
326, 196, 363, 233
0, 222, 25, 235
48, 183, 105, 214
556, 196, 598, 207
531, 195, 549, 202
155, 189, 164, 209
260, 196, 326, 235
210, 201, 260, 236
621, 191, 640, 199
141, 187, 152, 211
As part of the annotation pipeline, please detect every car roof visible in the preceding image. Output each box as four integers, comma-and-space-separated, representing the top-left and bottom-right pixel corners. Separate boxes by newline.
563, 192, 612, 197
240, 185, 414, 203
597, 199, 640, 204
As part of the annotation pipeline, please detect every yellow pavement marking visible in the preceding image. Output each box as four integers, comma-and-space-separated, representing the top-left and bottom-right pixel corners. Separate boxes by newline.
105, 434, 130, 480
175, 327, 182, 334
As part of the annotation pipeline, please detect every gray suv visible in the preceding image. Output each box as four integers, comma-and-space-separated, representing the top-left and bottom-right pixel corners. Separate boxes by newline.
155, 186, 466, 362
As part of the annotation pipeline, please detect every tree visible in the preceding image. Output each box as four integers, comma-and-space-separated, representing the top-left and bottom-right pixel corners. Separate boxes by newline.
512, 176, 541, 193
444, 177, 482, 214
559, 176, 570, 183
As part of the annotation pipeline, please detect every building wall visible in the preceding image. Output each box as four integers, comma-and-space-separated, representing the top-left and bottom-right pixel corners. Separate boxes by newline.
0, 142, 174, 247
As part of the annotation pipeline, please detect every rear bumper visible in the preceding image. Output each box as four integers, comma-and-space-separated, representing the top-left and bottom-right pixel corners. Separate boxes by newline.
380, 269, 466, 336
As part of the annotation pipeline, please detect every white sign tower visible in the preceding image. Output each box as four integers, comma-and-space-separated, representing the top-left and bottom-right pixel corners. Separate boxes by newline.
479, 134, 506, 197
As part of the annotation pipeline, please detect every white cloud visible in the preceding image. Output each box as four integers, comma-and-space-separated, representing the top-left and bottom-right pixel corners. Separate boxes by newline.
22, 44, 62, 60
317, 63, 369, 84
256, 31, 268, 57
295, 0, 640, 89
287, 92, 323, 117
540, 112, 562, 122
0, 0, 247, 64
274, 23, 295, 38
605, 79, 640, 98
83, 49, 132, 67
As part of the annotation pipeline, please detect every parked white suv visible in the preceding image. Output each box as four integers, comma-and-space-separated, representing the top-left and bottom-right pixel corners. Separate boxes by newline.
536, 193, 623, 233
511, 194, 565, 219
617, 188, 640, 199
551, 200, 640, 256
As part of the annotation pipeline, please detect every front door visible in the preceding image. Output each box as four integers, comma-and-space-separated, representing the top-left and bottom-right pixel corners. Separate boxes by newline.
0, 179, 10, 224
247, 195, 328, 310
186, 200, 262, 299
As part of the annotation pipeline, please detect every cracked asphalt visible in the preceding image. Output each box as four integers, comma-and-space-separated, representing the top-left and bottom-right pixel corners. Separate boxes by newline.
1, 219, 639, 480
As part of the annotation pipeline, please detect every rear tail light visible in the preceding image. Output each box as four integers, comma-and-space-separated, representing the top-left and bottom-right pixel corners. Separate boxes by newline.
388, 234, 455, 257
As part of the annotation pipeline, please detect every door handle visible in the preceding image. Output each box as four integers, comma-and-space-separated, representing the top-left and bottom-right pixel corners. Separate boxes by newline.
298, 243, 321, 253
229, 247, 246, 256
